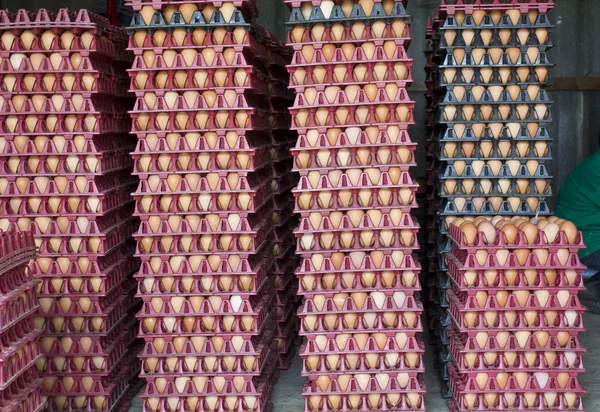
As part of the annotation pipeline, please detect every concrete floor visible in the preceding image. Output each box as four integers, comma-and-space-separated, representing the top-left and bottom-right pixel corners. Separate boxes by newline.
129, 312, 600, 411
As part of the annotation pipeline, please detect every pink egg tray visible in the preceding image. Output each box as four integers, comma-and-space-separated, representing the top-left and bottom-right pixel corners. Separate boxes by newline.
0, 231, 44, 410
286, 29, 412, 51
125, 0, 259, 22
301, 375, 426, 412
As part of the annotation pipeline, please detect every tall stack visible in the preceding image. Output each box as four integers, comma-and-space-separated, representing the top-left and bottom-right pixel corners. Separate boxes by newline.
427, 0, 555, 394
446, 218, 586, 412
126, 1, 297, 410
0, 230, 44, 412
286, 1, 427, 410
0, 9, 141, 411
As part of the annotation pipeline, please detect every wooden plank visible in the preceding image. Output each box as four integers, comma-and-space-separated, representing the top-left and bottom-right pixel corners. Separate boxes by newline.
549, 77, 600, 91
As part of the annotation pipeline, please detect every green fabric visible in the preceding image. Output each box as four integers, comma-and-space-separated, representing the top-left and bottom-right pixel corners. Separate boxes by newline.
556, 151, 600, 258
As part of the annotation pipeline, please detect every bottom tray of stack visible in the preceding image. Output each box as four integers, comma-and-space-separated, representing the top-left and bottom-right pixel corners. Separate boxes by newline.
445, 217, 586, 412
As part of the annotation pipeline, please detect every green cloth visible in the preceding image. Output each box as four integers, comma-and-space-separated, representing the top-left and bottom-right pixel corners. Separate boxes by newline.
556, 151, 600, 258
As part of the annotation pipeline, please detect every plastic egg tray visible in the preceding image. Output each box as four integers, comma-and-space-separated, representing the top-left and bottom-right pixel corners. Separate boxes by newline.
0, 231, 45, 411
0, 8, 142, 410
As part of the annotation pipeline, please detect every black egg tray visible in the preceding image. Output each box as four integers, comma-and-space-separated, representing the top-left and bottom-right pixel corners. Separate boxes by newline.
286, 2, 411, 27
127, 8, 251, 34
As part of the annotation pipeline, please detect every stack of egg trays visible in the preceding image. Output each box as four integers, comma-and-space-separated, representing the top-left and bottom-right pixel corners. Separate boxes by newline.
286, 1, 428, 410
437, 0, 555, 219
445, 222, 586, 412
0, 8, 141, 412
126, 1, 293, 410
424, 5, 455, 397
431, 0, 555, 394
0, 230, 45, 412
266, 39, 301, 370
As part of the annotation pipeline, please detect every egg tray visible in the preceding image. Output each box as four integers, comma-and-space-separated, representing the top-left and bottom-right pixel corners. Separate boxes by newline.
439, 107, 551, 127
290, 106, 414, 131
287, 25, 412, 52
295, 249, 421, 286
134, 214, 273, 252
298, 307, 424, 335
295, 210, 418, 235
0, 280, 39, 334
130, 108, 275, 134
299, 340, 425, 376
128, 0, 259, 23
44, 375, 132, 412
447, 280, 583, 312
0, 230, 37, 275
0, 7, 126, 35
133, 147, 274, 176
136, 291, 274, 338
288, 66, 413, 94
2, 150, 134, 180
135, 262, 273, 301
301, 375, 426, 412
287, 41, 412, 70
303, 353, 425, 380
34, 224, 136, 260
293, 126, 415, 151
446, 364, 583, 410
140, 363, 277, 412
132, 166, 272, 199
438, 197, 551, 217
37, 283, 132, 322
447, 293, 584, 333
133, 156, 274, 180
0, 329, 41, 390
440, 90, 551, 112
447, 224, 584, 254
440, 7, 552, 28
40, 325, 137, 373
447, 333, 584, 373
127, 9, 254, 36
134, 252, 273, 291
0, 168, 136, 201
438, 182, 552, 202
439, 144, 551, 165
128, 71, 270, 101
297, 268, 422, 297
134, 230, 273, 262
37, 293, 134, 338
446, 259, 584, 292
295, 166, 417, 191
40, 327, 136, 379
139, 320, 276, 378
286, 2, 410, 27
130, 93, 271, 120
0, 370, 44, 412
440, 31, 553, 54
0, 39, 131, 70
30, 239, 137, 281
295, 232, 419, 256
438, 66, 551, 89
0, 116, 132, 140
0, 71, 129, 99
